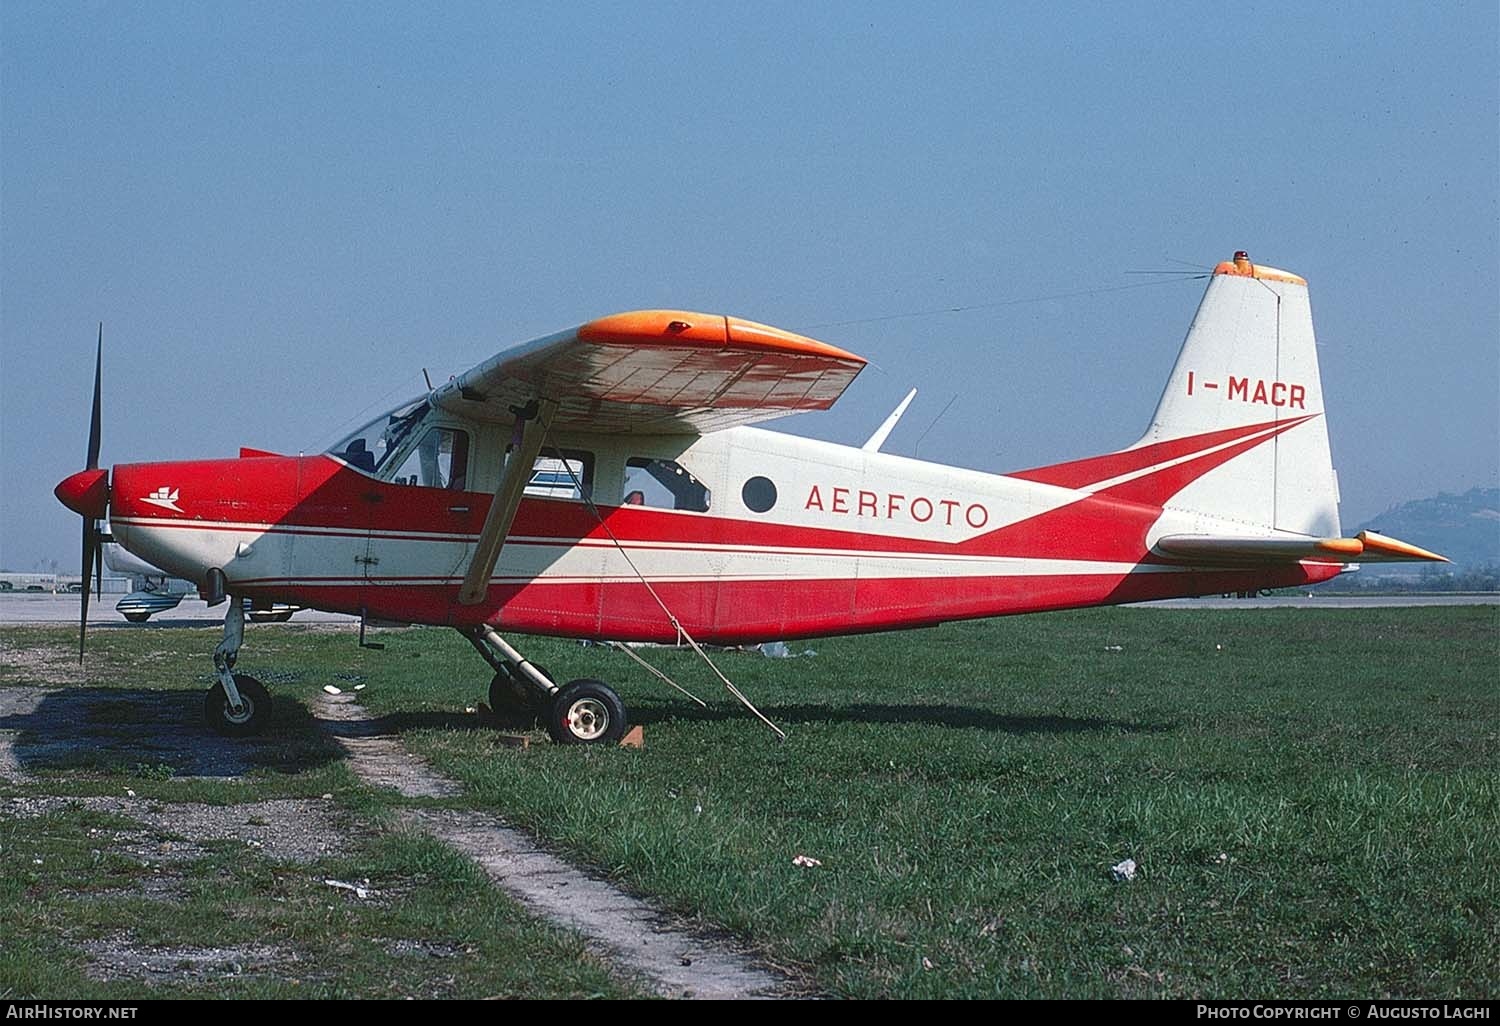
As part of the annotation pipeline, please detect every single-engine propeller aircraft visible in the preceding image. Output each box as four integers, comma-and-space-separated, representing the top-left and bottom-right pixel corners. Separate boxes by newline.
56, 252, 1446, 743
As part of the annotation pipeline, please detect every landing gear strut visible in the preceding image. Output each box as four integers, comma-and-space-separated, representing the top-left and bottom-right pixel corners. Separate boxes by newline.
487, 662, 554, 717
464, 625, 628, 745
205, 600, 273, 736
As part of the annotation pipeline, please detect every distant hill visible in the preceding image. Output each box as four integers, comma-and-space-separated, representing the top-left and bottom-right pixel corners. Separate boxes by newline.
1355, 486, 1500, 572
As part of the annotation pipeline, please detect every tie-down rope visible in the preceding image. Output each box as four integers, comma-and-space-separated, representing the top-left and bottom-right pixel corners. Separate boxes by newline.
544, 435, 786, 740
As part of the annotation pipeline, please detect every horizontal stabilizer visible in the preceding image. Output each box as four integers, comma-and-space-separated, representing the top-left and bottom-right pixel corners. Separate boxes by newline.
1155, 530, 1447, 565
1353, 530, 1451, 563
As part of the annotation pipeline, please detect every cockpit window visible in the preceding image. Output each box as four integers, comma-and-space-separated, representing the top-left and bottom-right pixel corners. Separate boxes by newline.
624, 457, 710, 512
526, 449, 593, 502
390, 427, 469, 490
330, 398, 429, 476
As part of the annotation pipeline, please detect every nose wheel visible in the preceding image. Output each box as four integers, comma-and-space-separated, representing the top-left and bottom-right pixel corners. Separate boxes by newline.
204, 673, 272, 736
203, 598, 275, 737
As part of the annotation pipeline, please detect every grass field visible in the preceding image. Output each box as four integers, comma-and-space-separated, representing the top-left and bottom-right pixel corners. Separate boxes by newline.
2, 606, 1496, 998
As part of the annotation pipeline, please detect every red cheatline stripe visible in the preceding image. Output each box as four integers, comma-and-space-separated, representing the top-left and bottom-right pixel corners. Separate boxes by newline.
971, 415, 1318, 561
1098, 416, 1313, 508
1007, 415, 1315, 490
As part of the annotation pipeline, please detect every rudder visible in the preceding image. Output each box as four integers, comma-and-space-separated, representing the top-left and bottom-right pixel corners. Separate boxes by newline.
1135, 252, 1340, 537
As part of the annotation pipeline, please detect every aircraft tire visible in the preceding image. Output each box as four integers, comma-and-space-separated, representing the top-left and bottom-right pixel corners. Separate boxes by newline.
204, 674, 273, 737
489, 663, 555, 714
546, 679, 627, 745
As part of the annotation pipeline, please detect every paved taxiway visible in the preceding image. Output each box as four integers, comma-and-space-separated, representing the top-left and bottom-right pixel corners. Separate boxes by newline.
0, 593, 359, 626
1135, 593, 1498, 610
0, 591, 1493, 627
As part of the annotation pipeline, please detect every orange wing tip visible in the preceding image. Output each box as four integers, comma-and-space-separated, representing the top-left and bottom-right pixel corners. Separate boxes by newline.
726, 316, 864, 364
579, 310, 726, 346
1356, 530, 1449, 562
1314, 537, 1366, 556
578, 309, 865, 365
1212, 250, 1307, 287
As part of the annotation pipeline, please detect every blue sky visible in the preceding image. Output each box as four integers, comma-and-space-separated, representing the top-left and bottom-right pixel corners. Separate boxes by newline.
3, 2, 1496, 570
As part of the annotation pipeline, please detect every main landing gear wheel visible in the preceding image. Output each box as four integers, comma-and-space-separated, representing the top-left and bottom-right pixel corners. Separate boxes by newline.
488, 663, 554, 715
546, 679, 627, 746
204, 673, 272, 737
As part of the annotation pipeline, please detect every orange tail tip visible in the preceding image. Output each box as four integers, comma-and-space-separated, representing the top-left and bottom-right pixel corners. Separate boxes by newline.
1212, 250, 1307, 286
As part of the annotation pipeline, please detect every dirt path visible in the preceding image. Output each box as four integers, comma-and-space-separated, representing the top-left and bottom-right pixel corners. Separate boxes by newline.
312, 692, 459, 798
0, 687, 39, 779
312, 693, 794, 999
4, 794, 349, 862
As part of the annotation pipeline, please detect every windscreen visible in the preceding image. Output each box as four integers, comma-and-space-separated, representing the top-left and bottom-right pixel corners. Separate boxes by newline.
328, 397, 429, 476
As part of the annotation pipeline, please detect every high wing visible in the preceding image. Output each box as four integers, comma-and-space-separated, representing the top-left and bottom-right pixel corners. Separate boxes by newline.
431, 309, 866, 434
1154, 530, 1448, 565
446, 309, 865, 605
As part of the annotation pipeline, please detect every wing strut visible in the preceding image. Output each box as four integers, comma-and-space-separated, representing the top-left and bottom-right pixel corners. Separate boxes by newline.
457, 398, 559, 606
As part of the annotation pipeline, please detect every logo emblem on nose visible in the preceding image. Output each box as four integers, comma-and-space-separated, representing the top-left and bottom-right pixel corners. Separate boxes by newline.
140, 487, 183, 513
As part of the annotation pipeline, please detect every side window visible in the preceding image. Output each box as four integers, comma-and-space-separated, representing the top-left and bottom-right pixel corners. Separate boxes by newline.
390, 428, 469, 490
624, 457, 711, 512
525, 448, 593, 502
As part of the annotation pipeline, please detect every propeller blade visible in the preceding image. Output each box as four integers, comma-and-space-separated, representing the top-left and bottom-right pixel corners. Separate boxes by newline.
77, 325, 105, 662
79, 519, 97, 663
87, 324, 103, 470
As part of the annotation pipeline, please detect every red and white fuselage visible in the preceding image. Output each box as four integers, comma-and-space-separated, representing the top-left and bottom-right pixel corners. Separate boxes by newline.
103, 417, 1335, 645
69, 253, 1442, 647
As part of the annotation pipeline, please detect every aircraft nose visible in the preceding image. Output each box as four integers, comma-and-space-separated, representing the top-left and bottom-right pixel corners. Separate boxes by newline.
55, 467, 109, 519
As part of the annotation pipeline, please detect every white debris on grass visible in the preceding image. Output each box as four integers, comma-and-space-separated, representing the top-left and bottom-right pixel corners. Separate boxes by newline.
758, 641, 816, 658
322, 685, 342, 695
323, 878, 377, 900
791, 854, 822, 868
1109, 858, 1138, 882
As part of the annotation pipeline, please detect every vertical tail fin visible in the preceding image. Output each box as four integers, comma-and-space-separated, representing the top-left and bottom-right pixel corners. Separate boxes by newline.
1135, 252, 1340, 537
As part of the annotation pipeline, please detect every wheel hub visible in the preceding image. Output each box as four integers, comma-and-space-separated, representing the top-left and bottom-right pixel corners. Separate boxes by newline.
565, 698, 609, 741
